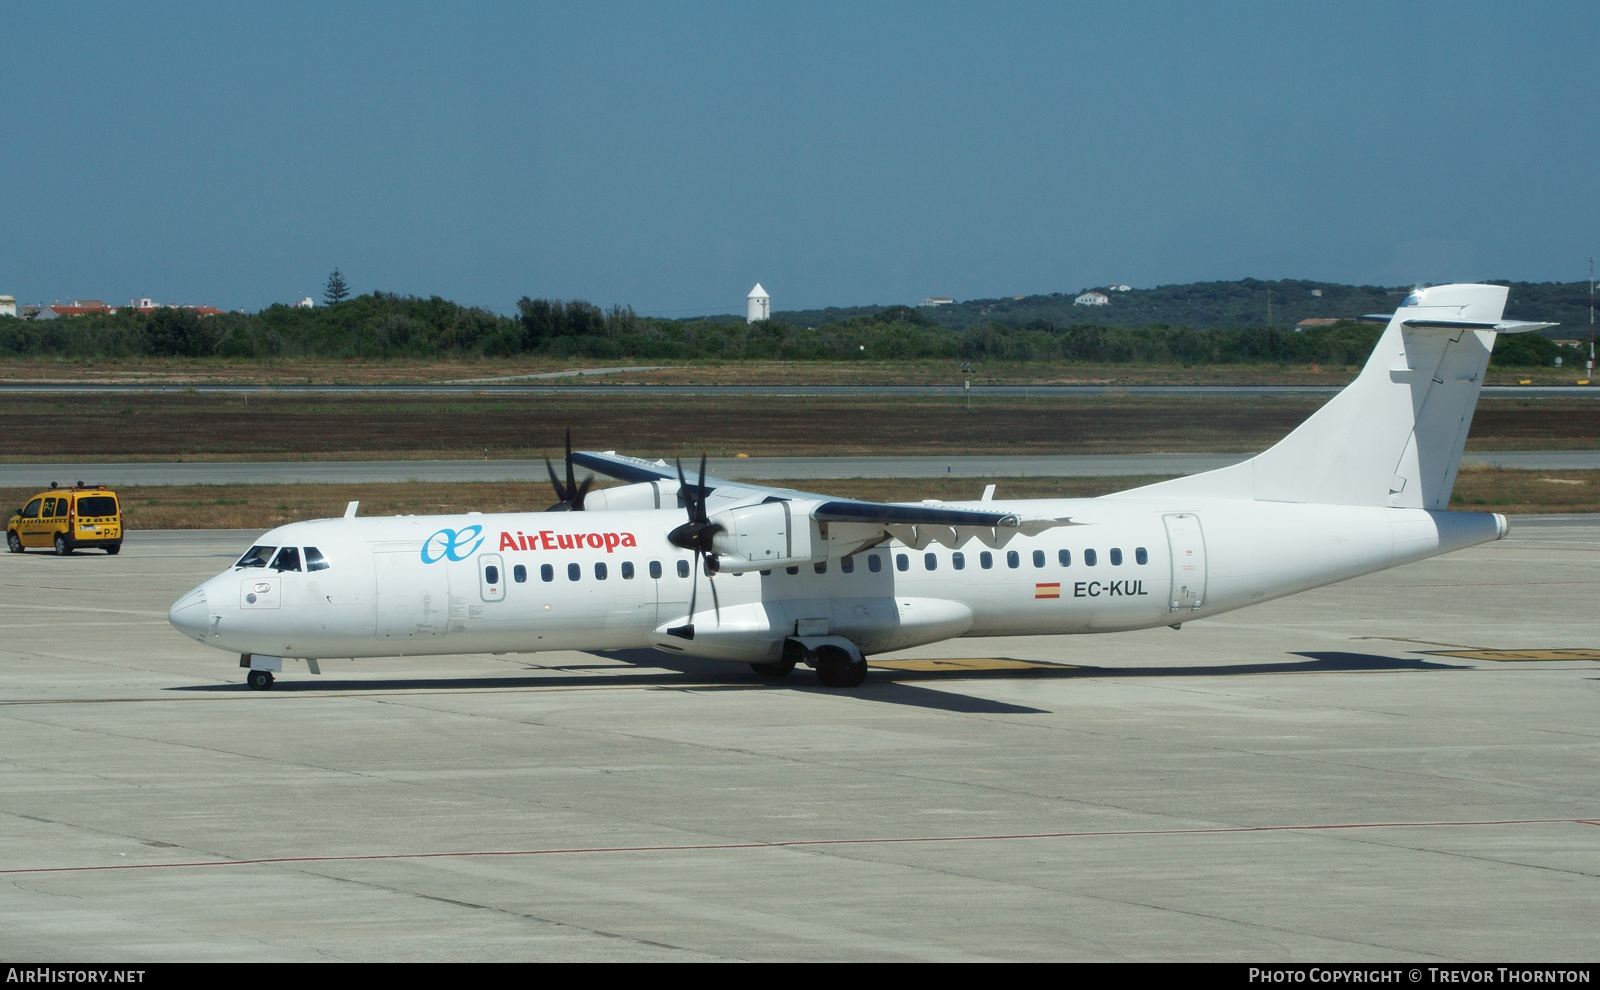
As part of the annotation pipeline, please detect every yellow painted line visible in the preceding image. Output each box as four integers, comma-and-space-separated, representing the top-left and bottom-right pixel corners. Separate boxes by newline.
1424, 649, 1600, 662
869, 658, 1074, 672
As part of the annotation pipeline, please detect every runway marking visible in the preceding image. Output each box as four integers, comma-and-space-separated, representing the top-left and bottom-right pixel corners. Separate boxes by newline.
868, 658, 1071, 672
4, 818, 1595, 877
1423, 649, 1600, 662
0, 601, 168, 618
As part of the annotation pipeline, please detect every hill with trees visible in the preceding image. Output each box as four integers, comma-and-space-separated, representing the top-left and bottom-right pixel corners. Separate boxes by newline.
0, 279, 1586, 368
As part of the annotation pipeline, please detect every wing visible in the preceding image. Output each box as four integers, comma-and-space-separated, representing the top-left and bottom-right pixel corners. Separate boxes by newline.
571, 449, 1075, 563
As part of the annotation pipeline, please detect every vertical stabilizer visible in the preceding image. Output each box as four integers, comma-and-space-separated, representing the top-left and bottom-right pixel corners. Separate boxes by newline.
1121, 284, 1527, 509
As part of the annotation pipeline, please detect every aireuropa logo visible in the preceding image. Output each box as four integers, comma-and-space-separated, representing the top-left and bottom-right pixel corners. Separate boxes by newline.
421, 525, 484, 564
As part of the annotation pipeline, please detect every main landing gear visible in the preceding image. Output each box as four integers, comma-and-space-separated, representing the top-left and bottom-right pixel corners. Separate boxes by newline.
813, 646, 867, 688
753, 639, 868, 688
247, 669, 274, 691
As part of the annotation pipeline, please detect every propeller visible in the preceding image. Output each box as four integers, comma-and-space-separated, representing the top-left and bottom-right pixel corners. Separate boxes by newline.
665, 454, 723, 640
544, 428, 593, 511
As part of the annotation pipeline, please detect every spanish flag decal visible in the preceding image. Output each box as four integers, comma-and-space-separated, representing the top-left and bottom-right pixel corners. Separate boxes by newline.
1035, 583, 1061, 599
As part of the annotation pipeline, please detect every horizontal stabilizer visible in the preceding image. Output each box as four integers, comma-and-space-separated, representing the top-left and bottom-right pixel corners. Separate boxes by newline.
1363, 314, 1557, 334
1403, 318, 1556, 333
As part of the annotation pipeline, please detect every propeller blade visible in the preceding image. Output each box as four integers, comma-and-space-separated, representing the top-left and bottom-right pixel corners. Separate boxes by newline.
696, 454, 709, 523
545, 459, 567, 500
565, 428, 578, 503
706, 556, 720, 621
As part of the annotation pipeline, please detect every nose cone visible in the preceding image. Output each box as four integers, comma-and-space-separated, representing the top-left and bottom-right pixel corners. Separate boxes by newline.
169, 587, 210, 643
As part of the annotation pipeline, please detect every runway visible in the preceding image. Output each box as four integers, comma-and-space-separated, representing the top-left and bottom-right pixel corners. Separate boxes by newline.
3, 450, 1598, 486
2, 381, 1597, 397
0, 519, 1595, 960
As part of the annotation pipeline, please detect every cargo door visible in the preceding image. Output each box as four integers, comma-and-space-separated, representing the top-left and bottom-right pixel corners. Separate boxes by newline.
1163, 513, 1207, 612
373, 546, 449, 638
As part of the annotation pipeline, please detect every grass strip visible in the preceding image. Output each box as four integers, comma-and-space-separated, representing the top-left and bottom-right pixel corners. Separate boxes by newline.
1, 469, 1594, 533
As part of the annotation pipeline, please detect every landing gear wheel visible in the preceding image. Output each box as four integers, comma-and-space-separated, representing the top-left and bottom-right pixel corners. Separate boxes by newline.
6, 531, 20, 553
814, 648, 868, 688
750, 657, 796, 677
105, 543, 120, 555
54, 533, 71, 556
247, 669, 274, 691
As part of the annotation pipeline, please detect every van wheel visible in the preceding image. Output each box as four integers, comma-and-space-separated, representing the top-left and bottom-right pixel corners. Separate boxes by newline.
6, 531, 19, 553
105, 543, 120, 555
54, 533, 71, 556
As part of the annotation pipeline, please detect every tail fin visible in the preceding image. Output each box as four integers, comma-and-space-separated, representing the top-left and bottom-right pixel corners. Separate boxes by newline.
1122, 284, 1553, 509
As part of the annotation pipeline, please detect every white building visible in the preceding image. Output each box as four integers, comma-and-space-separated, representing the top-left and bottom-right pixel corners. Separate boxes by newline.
1109, 284, 1131, 292
0, 295, 14, 318
1074, 291, 1110, 306
293, 297, 315, 309
919, 296, 955, 307
746, 283, 770, 323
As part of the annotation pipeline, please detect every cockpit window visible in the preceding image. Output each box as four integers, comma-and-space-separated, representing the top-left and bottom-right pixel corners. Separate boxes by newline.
271, 547, 302, 572
304, 547, 329, 571
236, 545, 276, 568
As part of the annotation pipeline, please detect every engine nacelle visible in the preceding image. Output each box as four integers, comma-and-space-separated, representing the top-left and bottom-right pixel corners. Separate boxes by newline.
708, 500, 825, 572
583, 479, 681, 512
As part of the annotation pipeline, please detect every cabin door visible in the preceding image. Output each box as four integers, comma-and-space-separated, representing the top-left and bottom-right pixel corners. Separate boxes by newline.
373, 547, 449, 638
1163, 513, 1207, 612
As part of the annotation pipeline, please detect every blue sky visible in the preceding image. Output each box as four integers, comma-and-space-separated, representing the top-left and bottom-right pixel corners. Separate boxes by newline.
2, 1, 1595, 315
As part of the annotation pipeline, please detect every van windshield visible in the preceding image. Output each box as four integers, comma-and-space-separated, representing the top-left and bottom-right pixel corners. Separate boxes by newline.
77, 496, 116, 517
236, 546, 276, 568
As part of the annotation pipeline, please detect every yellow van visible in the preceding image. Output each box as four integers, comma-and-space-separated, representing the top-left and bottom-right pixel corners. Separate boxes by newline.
7, 485, 123, 555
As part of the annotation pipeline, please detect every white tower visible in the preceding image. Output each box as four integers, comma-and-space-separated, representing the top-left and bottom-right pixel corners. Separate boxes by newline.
746, 283, 770, 323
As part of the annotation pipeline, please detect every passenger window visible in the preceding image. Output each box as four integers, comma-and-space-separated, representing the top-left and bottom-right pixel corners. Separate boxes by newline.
1084, 549, 1098, 566
236, 545, 275, 568
676, 559, 690, 578
814, 561, 827, 574
304, 547, 330, 571
785, 566, 799, 575
868, 554, 881, 573
513, 564, 527, 583
1110, 548, 1123, 566
1033, 549, 1045, 568
621, 561, 635, 579
595, 562, 607, 580
568, 562, 581, 581
841, 556, 854, 573
896, 553, 909, 572
541, 563, 554, 582
20, 499, 41, 519
271, 547, 302, 572
980, 551, 993, 569
1006, 550, 1019, 569
952, 551, 965, 570
41, 498, 56, 518
649, 560, 662, 579
1059, 549, 1071, 567
924, 552, 937, 571
1135, 547, 1148, 565
485, 564, 500, 585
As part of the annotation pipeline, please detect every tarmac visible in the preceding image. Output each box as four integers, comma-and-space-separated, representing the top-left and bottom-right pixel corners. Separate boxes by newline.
0, 520, 1596, 961
3, 449, 1599, 486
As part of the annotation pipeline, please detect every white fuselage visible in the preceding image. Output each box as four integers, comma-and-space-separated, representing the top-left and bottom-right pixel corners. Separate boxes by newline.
168, 497, 1506, 665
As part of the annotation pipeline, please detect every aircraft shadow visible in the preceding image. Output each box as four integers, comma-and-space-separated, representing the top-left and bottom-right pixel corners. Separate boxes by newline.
165, 649, 1462, 715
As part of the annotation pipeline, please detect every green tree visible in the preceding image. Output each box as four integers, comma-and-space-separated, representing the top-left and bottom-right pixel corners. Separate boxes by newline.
324, 268, 350, 306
